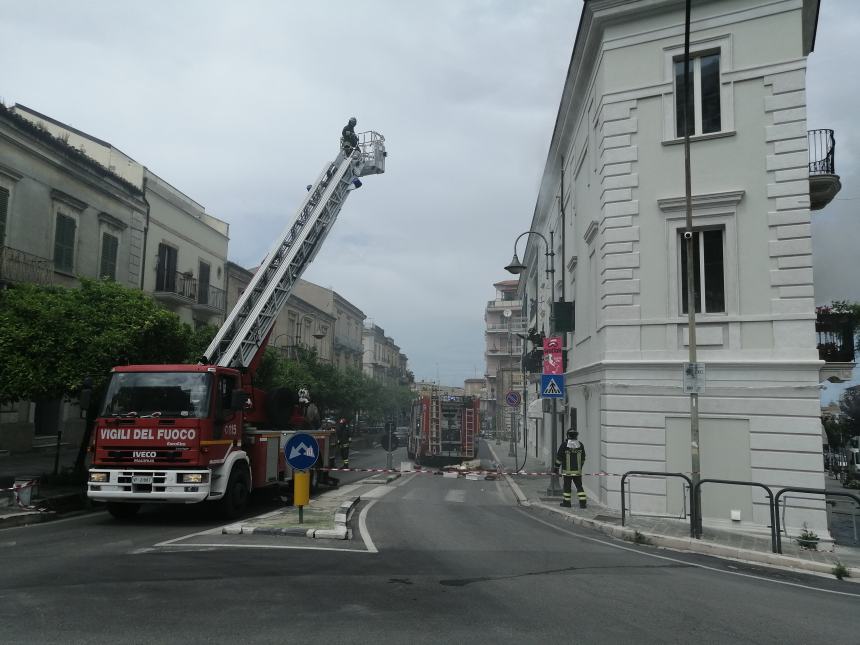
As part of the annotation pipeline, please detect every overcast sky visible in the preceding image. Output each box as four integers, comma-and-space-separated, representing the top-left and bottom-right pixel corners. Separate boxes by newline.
2, 1, 858, 390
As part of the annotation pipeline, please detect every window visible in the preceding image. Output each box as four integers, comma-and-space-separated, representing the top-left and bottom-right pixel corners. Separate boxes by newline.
680, 229, 725, 314
54, 213, 76, 273
675, 52, 721, 137
0, 186, 8, 245
99, 233, 118, 280
198, 261, 211, 305
156, 243, 178, 292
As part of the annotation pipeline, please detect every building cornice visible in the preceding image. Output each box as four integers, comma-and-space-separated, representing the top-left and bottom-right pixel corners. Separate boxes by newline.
657, 190, 745, 214
50, 188, 87, 212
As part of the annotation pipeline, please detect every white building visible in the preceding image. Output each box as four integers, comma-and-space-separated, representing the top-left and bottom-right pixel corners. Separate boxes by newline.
521, 0, 842, 534
484, 280, 525, 436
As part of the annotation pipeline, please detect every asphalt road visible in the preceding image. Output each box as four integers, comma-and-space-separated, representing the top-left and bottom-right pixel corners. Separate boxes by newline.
1, 440, 857, 644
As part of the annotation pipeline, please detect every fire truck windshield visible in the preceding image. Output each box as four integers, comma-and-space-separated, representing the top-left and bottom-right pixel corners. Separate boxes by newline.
100, 372, 213, 419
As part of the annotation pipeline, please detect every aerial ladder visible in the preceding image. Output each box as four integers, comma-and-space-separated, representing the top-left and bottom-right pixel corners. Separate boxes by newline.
203, 131, 386, 370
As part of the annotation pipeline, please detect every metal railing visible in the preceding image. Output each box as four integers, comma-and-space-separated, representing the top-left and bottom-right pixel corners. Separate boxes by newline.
155, 269, 196, 301
816, 311, 855, 363
693, 479, 778, 553
486, 320, 526, 330
0, 245, 53, 286
774, 487, 860, 554
621, 471, 696, 537
197, 283, 226, 311
808, 129, 835, 176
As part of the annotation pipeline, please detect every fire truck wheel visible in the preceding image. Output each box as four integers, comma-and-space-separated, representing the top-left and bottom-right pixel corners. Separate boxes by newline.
106, 502, 141, 520
219, 463, 251, 519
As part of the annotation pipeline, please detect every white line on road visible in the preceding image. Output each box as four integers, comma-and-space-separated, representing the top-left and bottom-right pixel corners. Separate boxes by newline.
358, 499, 379, 554
517, 509, 860, 599
155, 542, 374, 553
0, 511, 102, 532
153, 525, 223, 547
444, 489, 466, 503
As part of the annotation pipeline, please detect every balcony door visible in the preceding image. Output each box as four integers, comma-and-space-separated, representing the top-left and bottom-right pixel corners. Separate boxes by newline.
156, 243, 178, 292
198, 260, 210, 305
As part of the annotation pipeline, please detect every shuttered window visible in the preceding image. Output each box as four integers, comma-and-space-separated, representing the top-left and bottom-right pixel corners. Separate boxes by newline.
0, 187, 8, 245
54, 213, 76, 273
100, 233, 118, 281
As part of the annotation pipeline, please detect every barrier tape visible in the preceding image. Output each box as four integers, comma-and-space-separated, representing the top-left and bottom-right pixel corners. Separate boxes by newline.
318, 467, 700, 478
0, 479, 48, 512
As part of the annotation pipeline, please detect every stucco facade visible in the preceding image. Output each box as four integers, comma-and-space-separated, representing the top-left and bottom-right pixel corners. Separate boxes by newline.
11, 104, 229, 328
522, 0, 829, 534
0, 105, 148, 451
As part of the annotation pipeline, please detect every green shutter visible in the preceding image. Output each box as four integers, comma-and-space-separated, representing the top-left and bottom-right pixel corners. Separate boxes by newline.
0, 187, 8, 245
100, 233, 118, 281
54, 213, 76, 272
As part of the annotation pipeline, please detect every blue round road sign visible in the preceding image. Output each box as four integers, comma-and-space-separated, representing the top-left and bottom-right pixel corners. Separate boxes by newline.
505, 390, 522, 407
284, 432, 319, 471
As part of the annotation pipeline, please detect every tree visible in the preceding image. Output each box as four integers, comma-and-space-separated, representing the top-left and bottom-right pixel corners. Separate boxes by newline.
838, 387, 860, 439
0, 279, 196, 472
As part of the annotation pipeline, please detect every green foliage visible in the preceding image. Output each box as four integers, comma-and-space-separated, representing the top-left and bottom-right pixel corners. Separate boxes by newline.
838, 388, 860, 439
0, 279, 193, 402
832, 561, 850, 580
259, 346, 413, 421
188, 324, 219, 362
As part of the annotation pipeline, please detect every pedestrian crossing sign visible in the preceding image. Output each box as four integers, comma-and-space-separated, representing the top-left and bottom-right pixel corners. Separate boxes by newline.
540, 374, 565, 399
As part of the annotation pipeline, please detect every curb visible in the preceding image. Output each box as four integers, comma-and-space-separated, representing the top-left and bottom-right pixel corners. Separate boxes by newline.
485, 442, 530, 507
224, 496, 361, 540
532, 501, 860, 581
0, 510, 52, 529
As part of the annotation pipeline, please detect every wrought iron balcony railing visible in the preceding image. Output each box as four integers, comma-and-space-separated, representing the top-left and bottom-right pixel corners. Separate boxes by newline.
196, 283, 226, 311
808, 129, 835, 176
808, 129, 841, 210
154, 269, 196, 301
0, 245, 53, 286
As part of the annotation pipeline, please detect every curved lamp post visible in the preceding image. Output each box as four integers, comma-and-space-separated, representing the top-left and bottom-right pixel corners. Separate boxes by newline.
505, 229, 560, 496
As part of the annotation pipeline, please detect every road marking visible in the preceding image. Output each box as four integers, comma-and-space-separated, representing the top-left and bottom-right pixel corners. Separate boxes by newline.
153, 525, 222, 547
358, 499, 379, 554
444, 489, 466, 503
517, 509, 860, 598
362, 486, 395, 499
155, 542, 374, 553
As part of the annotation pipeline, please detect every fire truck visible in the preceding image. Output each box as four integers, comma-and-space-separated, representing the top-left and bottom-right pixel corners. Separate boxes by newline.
407, 392, 479, 466
87, 130, 386, 519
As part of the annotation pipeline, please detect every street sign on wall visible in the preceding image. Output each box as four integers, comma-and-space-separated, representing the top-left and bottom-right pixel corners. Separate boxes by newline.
540, 374, 565, 399
542, 336, 564, 375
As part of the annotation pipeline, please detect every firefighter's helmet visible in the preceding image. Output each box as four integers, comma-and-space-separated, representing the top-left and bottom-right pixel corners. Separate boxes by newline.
567, 429, 578, 439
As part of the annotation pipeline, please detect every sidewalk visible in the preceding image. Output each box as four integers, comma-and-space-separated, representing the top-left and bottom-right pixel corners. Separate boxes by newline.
1, 446, 88, 528
484, 440, 860, 580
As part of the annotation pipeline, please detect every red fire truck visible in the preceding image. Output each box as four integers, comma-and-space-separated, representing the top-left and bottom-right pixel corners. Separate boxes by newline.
407, 392, 479, 466
87, 131, 386, 519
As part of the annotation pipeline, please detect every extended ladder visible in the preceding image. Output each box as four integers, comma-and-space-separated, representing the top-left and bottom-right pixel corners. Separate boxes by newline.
204, 131, 386, 369
463, 406, 475, 457
429, 395, 441, 456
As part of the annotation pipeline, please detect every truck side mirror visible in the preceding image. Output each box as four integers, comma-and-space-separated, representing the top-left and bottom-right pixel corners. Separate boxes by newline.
230, 390, 250, 411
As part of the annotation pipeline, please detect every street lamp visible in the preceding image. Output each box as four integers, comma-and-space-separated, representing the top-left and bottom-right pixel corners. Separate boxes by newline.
505, 229, 560, 496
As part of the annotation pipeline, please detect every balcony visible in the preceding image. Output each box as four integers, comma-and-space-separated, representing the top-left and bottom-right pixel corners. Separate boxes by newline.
0, 246, 53, 286
153, 270, 196, 305
193, 282, 226, 314
816, 308, 856, 382
486, 319, 526, 332
808, 129, 842, 211
486, 298, 521, 311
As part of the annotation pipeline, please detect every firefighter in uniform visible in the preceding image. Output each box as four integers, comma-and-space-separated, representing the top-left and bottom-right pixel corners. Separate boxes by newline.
336, 418, 351, 468
555, 429, 587, 508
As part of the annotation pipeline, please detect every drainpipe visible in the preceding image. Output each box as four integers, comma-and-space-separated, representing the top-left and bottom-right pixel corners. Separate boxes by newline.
139, 173, 151, 290
559, 155, 566, 302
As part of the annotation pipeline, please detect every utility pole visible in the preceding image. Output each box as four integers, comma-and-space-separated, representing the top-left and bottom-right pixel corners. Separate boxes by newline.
547, 230, 561, 496
682, 0, 702, 536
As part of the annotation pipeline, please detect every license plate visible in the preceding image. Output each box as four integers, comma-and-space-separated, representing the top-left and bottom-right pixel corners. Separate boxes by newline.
132, 476, 153, 485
